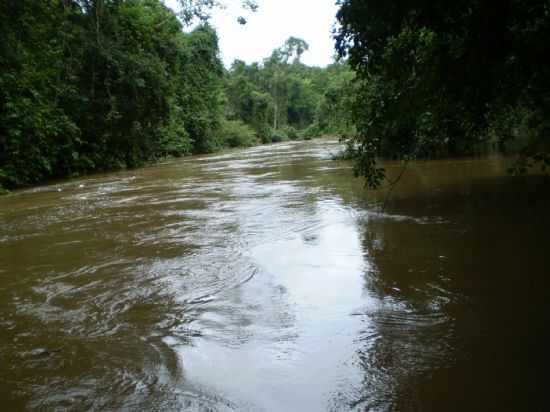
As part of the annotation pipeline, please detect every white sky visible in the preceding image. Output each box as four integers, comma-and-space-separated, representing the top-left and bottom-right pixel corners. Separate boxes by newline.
164, 0, 339, 67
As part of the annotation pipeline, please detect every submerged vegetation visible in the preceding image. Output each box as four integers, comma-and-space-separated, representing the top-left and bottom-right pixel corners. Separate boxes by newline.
0, 0, 353, 192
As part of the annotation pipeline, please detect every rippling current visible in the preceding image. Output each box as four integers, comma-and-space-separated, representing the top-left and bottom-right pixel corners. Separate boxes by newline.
1, 139, 549, 411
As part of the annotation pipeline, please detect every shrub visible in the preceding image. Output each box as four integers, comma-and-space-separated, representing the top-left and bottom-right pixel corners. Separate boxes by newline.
218, 120, 260, 148
283, 125, 300, 140
269, 128, 289, 143
257, 126, 274, 144
303, 123, 321, 140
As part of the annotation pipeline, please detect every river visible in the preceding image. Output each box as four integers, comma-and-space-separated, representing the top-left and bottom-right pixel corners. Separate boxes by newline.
1, 139, 549, 411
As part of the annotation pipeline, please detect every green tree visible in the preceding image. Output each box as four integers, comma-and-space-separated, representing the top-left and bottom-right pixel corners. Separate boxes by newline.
0, 0, 80, 187
225, 37, 355, 143
0, 3, 354, 192
0, 0, 226, 191
225, 60, 273, 139
281, 37, 309, 63
177, 23, 225, 153
336, 0, 550, 187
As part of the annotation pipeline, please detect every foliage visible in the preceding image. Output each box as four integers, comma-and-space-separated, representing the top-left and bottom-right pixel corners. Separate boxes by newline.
336, 0, 550, 187
0, 2, 354, 192
225, 39, 355, 142
268, 128, 288, 143
0, 0, 225, 189
218, 119, 259, 148
311, 61, 356, 137
177, 23, 225, 153
175, 0, 257, 25
0, 0, 81, 187
282, 125, 299, 141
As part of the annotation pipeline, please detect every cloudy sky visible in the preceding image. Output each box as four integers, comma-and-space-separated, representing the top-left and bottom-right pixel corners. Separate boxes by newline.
164, 0, 340, 67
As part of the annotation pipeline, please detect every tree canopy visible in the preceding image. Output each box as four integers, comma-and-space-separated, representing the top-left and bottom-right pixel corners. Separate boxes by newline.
175, 0, 258, 25
0, 0, 224, 190
0, 2, 353, 192
335, 0, 550, 187
225, 38, 355, 143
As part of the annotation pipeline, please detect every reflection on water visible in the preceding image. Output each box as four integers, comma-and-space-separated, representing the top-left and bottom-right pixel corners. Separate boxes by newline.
354, 163, 550, 411
1, 141, 549, 411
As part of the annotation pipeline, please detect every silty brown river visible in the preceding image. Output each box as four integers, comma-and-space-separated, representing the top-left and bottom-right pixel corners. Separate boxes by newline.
1, 139, 549, 411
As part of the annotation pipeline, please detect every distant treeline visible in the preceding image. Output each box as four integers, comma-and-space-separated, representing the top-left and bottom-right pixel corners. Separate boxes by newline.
0, 0, 353, 192
225, 37, 355, 145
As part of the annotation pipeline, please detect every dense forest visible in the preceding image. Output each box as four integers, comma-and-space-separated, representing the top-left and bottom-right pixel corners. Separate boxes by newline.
0, 0, 352, 193
225, 38, 354, 145
3, 0, 548, 193
335, 0, 550, 187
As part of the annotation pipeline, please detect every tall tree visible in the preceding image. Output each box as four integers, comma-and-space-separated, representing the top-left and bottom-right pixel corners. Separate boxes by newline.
225, 37, 355, 141
0, 0, 226, 190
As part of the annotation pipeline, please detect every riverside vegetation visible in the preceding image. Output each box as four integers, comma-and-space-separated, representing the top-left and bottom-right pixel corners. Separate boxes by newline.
3, 1, 547, 194
0, 0, 353, 193
335, 0, 550, 187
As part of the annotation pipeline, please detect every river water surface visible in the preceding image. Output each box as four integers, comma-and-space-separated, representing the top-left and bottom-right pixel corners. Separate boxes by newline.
1, 139, 549, 411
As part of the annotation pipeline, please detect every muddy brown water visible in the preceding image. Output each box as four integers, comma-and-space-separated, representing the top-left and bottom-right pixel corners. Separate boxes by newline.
1, 139, 549, 411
